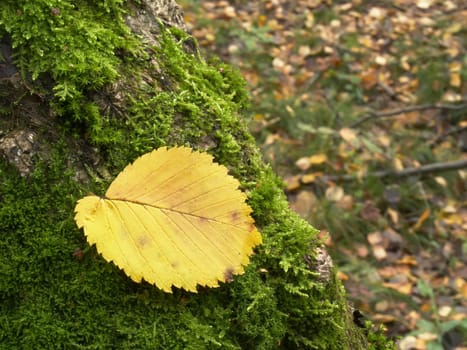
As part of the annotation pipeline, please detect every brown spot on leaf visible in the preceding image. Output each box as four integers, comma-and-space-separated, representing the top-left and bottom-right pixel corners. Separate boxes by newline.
224, 267, 235, 283
137, 234, 151, 248
231, 210, 240, 223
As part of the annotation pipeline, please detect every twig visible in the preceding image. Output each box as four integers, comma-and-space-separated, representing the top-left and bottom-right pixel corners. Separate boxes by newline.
350, 103, 467, 128
298, 159, 467, 185
377, 81, 396, 98
429, 126, 467, 148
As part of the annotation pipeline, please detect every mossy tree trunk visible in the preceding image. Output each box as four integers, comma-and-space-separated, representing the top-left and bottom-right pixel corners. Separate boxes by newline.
0, 1, 392, 348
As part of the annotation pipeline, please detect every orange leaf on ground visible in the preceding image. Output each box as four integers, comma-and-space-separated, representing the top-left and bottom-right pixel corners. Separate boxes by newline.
383, 281, 413, 295
309, 153, 328, 165
301, 172, 321, 184
284, 175, 301, 191
412, 208, 431, 231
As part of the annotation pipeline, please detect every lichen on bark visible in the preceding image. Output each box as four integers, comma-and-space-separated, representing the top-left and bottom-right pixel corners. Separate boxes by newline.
0, 1, 394, 349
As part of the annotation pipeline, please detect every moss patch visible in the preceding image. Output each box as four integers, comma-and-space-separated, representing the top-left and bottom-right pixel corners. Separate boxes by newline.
0, 0, 138, 95
0, 1, 394, 348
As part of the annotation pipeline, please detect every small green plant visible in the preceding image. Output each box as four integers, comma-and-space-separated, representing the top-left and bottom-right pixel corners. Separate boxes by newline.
407, 280, 467, 350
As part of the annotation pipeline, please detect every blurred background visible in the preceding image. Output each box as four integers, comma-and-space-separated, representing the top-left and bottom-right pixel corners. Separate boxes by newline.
178, 1, 467, 349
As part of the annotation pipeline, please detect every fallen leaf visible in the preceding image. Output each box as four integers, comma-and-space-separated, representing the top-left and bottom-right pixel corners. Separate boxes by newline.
438, 305, 452, 317
336, 194, 354, 210
375, 55, 387, 66
417, 332, 438, 341
450, 73, 461, 88
367, 231, 384, 246
337, 270, 349, 281
434, 176, 448, 187
384, 185, 401, 205
372, 245, 387, 261
393, 157, 404, 171
376, 134, 391, 148
396, 255, 418, 266
361, 200, 382, 222
372, 314, 397, 324
309, 153, 328, 165
383, 281, 412, 294
355, 243, 369, 258
375, 300, 389, 312
387, 207, 399, 224
75, 147, 262, 293
360, 68, 378, 89
399, 335, 417, 350
301, 172, 322, 184
412, 208, 431, 231
406, 310, 422, 329
295, 156, 311, 170
416, 0, 434, 9
325, 185, 344, 202
442, 90, 462, 102
441, 204, 457, 214
339, 127, 360, 147
272, 57, 285, 70
289, 190, 317, 218
284, 175, 301, 191
456, 278, 467, 298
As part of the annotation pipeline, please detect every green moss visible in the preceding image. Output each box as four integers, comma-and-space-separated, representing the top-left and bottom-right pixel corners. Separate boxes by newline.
0, 153, 352, 349
0, 0, 140, 134
1, 0, 135, 88
0, 2, 394, 348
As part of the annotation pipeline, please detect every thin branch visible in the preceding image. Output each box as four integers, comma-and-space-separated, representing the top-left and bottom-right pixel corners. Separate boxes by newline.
296, 159, 467, 186
350, 102, 467, 128
429, 126, 467, 148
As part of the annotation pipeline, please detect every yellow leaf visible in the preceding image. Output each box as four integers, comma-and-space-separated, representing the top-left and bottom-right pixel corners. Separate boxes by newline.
74, 147, 262, 293
301, 172, 322, 184
387, 208, 399, 224
284, 174, 301, 191
393, 157, 404, 171
450, 72, 461, 87
309, 153, 327, 165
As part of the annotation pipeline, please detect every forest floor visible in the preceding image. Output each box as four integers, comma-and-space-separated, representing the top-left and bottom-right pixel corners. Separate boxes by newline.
178, 1, 467, 349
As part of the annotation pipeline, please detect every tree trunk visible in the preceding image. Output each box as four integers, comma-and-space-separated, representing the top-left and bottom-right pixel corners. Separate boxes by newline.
0, 1, 391, 348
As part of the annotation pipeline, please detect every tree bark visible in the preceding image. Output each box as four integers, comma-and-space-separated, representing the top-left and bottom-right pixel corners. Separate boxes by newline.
0, 1, 392, 348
